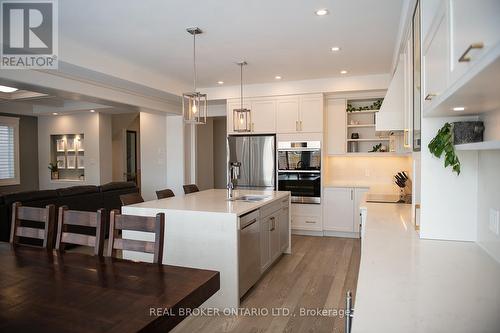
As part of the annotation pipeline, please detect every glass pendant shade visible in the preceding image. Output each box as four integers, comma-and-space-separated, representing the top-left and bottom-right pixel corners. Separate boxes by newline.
182, 92, 207, 124
233, 107, 251, 132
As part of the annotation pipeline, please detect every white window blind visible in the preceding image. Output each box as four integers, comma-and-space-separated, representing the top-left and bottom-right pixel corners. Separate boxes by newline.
0, 116, 19, 186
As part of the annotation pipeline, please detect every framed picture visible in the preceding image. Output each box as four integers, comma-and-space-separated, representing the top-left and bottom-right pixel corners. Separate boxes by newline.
67, 155, 76, 169
56, 155, 66, 169
56, 139, 65, 152
77, 155, 85, 169
77, 137, 84, 151
66, 138, 76, 151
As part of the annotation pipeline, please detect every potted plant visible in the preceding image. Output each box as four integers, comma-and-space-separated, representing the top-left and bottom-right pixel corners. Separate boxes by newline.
428, 123, 461, 175
48, 163, 59, 180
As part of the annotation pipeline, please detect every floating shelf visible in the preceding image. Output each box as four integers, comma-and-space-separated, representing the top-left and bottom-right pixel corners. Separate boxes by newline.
347, 124, 375, 128
347, 110, 379, 114
347, 138, 389, 142
454, 140, 500, 151
345, 152, 411, 157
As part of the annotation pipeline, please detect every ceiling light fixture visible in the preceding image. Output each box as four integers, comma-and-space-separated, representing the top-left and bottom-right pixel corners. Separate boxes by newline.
217, 81, 224, 85
275, 75, 282, 80
52, 112, 58, 116
315, 8, 329, 16
340, 70, 348, 74
453, 106, 465, 111
331, 46, 341, 52
182, 27, 207, 125
233, 61, 251, 132
90, 109, 95, 113
0, 85, 18, 93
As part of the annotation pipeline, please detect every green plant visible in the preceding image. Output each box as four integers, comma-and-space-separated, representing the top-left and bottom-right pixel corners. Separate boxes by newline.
48, 163, 58, 172
369, 143, 382, 152
428, 122, 460, 175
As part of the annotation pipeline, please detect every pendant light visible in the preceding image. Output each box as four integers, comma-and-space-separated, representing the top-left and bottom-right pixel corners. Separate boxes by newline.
182, 27, 207, 124
233, 61, 251, 132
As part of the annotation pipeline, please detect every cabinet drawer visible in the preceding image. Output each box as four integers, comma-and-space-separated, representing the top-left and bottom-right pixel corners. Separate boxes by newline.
291, 215, 322, 231
261, 200, 282, 218
291, 203, 321, 217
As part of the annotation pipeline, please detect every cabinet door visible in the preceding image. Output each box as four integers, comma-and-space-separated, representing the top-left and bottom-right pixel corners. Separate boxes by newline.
276, 97, 300, 133
423, 8, 448, 108
299, 95, 323, 132
260, 217, 271, 272
353, 188, 369, 233
326, 98, 347, 155
227, 100, 251, 134
270, 213, 280, 261
279, 203, 289, 252
251, 99, 276, 133
450, 0, 500, 83
323, 187, 354, 232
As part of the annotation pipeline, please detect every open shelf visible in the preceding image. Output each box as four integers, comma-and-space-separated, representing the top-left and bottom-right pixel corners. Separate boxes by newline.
347, 110, 379, 114
345, 152, 411, 157
347, 124, 375, 128
347, 138, 389, 142
454, 140, 500, 151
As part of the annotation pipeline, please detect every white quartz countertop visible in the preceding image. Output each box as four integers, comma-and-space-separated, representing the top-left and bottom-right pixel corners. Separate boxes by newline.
125, 189, 290, 216
353, 202, 500, 332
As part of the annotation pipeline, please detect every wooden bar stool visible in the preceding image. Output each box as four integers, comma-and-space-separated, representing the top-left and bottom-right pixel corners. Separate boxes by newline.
156, 188, 175, 199
55, 206, 106, 256
10, 202, 56, 249
183, 184, 199, 194
120, 192, 144, 206
107, 210, 165, 264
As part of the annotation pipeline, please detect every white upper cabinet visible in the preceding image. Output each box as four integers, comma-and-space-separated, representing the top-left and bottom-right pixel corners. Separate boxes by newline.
250, 99, 276, 133
299, 95, 323, 133
326, 98, 347, 155
423, 5, 449, 108
276, 97, 300, 133
449, 0, 500, 83
376, 56, 404, 131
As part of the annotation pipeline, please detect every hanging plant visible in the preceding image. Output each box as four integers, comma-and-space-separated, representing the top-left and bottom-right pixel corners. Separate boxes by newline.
428, 123, 460, 175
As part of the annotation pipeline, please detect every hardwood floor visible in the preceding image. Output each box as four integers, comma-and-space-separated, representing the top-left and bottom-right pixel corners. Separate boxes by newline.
173, 235, 361, 333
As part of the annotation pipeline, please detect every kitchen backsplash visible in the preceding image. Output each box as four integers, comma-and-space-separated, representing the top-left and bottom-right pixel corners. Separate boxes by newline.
324, 155, 412, 193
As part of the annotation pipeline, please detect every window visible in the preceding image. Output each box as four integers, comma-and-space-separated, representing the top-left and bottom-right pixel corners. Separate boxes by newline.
0, 116, 20, 186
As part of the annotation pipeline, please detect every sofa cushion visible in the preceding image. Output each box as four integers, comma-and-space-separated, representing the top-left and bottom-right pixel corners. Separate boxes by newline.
3, 190, 58, 205
57, 186, 99, 197
100, 181, 136, 192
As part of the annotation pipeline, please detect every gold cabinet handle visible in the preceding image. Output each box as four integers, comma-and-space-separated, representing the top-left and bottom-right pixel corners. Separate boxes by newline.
404, 129, 410, 148
300, 120, 303, 131
295, 120, 299, 132
458, 42, 484, 62
305, 220, 315, 224
425, 93, 436, 101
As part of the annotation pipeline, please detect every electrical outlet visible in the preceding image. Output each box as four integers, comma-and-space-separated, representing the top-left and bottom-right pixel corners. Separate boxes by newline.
489, 209, 500, 235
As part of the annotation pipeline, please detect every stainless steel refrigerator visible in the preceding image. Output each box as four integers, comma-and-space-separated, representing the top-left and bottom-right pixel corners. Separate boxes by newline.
227, 135, 276, 190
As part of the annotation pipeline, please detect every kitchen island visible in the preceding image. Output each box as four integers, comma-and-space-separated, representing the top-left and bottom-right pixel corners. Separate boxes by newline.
121, 189, 291, 309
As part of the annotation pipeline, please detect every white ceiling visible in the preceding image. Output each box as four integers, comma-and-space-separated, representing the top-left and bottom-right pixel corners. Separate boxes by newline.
59, 0, 403, 89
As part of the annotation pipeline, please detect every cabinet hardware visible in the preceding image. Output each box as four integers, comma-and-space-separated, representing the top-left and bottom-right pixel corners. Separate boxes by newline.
295, 120, 299, 132
345, 290, 354, 333
424, 93, 436, 101
403, 129, 410, 148
300, 120, 303, 131
350, 189, 353, 200
252, 122, 255, 132
458, 42, 484, 62
305, 220, 315, 224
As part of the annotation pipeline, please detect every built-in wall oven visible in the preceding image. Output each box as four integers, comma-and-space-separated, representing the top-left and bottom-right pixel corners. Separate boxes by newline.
277, 141, 321, 204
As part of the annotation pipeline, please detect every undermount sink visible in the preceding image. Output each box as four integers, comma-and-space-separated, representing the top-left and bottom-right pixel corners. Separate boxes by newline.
230, 194, 270, 202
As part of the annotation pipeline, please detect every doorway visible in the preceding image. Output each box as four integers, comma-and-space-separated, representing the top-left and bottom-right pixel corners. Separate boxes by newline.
126, 130, 138, 184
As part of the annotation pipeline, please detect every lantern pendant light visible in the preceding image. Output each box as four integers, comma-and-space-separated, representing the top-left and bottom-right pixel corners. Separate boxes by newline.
233, 61, 251, 132
182, 27, 207, 125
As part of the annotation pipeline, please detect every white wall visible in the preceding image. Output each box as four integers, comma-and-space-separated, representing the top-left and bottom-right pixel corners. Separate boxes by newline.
139, 112, 168, 201
98, 113, 113, 184
201, 74, 390, 100
420, 116, 478, 241
196, 118, 214, 190
38, 113, 110, 189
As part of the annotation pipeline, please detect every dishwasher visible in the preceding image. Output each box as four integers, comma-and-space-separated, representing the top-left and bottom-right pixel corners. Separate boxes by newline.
239, 209, 261, 298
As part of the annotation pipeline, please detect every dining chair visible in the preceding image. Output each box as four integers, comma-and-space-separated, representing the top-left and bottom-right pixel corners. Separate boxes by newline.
156, 188, 175, 199
107, 210, 165, 264
183, 184, 199, 194
120, 192, 144, 206
10, 202, 56, 249
55, 206, 106, 256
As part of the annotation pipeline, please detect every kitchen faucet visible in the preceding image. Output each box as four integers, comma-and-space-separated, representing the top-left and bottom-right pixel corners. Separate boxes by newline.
227, 162, 241, 199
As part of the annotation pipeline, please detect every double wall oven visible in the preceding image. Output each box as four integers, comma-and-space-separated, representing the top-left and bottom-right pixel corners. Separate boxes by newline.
277, 141, 321, 204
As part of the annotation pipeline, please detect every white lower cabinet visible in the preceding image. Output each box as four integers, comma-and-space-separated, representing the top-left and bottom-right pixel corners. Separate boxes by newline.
323, 187, 368, 236
260, 203, 285, 273
279, 199, 290, 252
291, 203, 322, 231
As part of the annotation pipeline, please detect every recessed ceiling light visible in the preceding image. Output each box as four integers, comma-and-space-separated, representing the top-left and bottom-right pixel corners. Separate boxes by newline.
0, 85, 18, 93
275, 76, 282, 80
331, 46, 341, 52
340, 70, 348, 74
90, 109, 95, 113
52, 112, 58, 116
453, 106, 465, 111
315, 8, 329, 16
217, 81, 224, 85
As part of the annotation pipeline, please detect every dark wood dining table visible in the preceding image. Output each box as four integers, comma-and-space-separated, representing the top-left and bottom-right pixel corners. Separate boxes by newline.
0, 243, 220, 332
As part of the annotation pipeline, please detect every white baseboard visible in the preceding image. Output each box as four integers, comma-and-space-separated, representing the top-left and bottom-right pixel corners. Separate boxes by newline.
322, 230, 360, 239
291, 229, 324, 237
